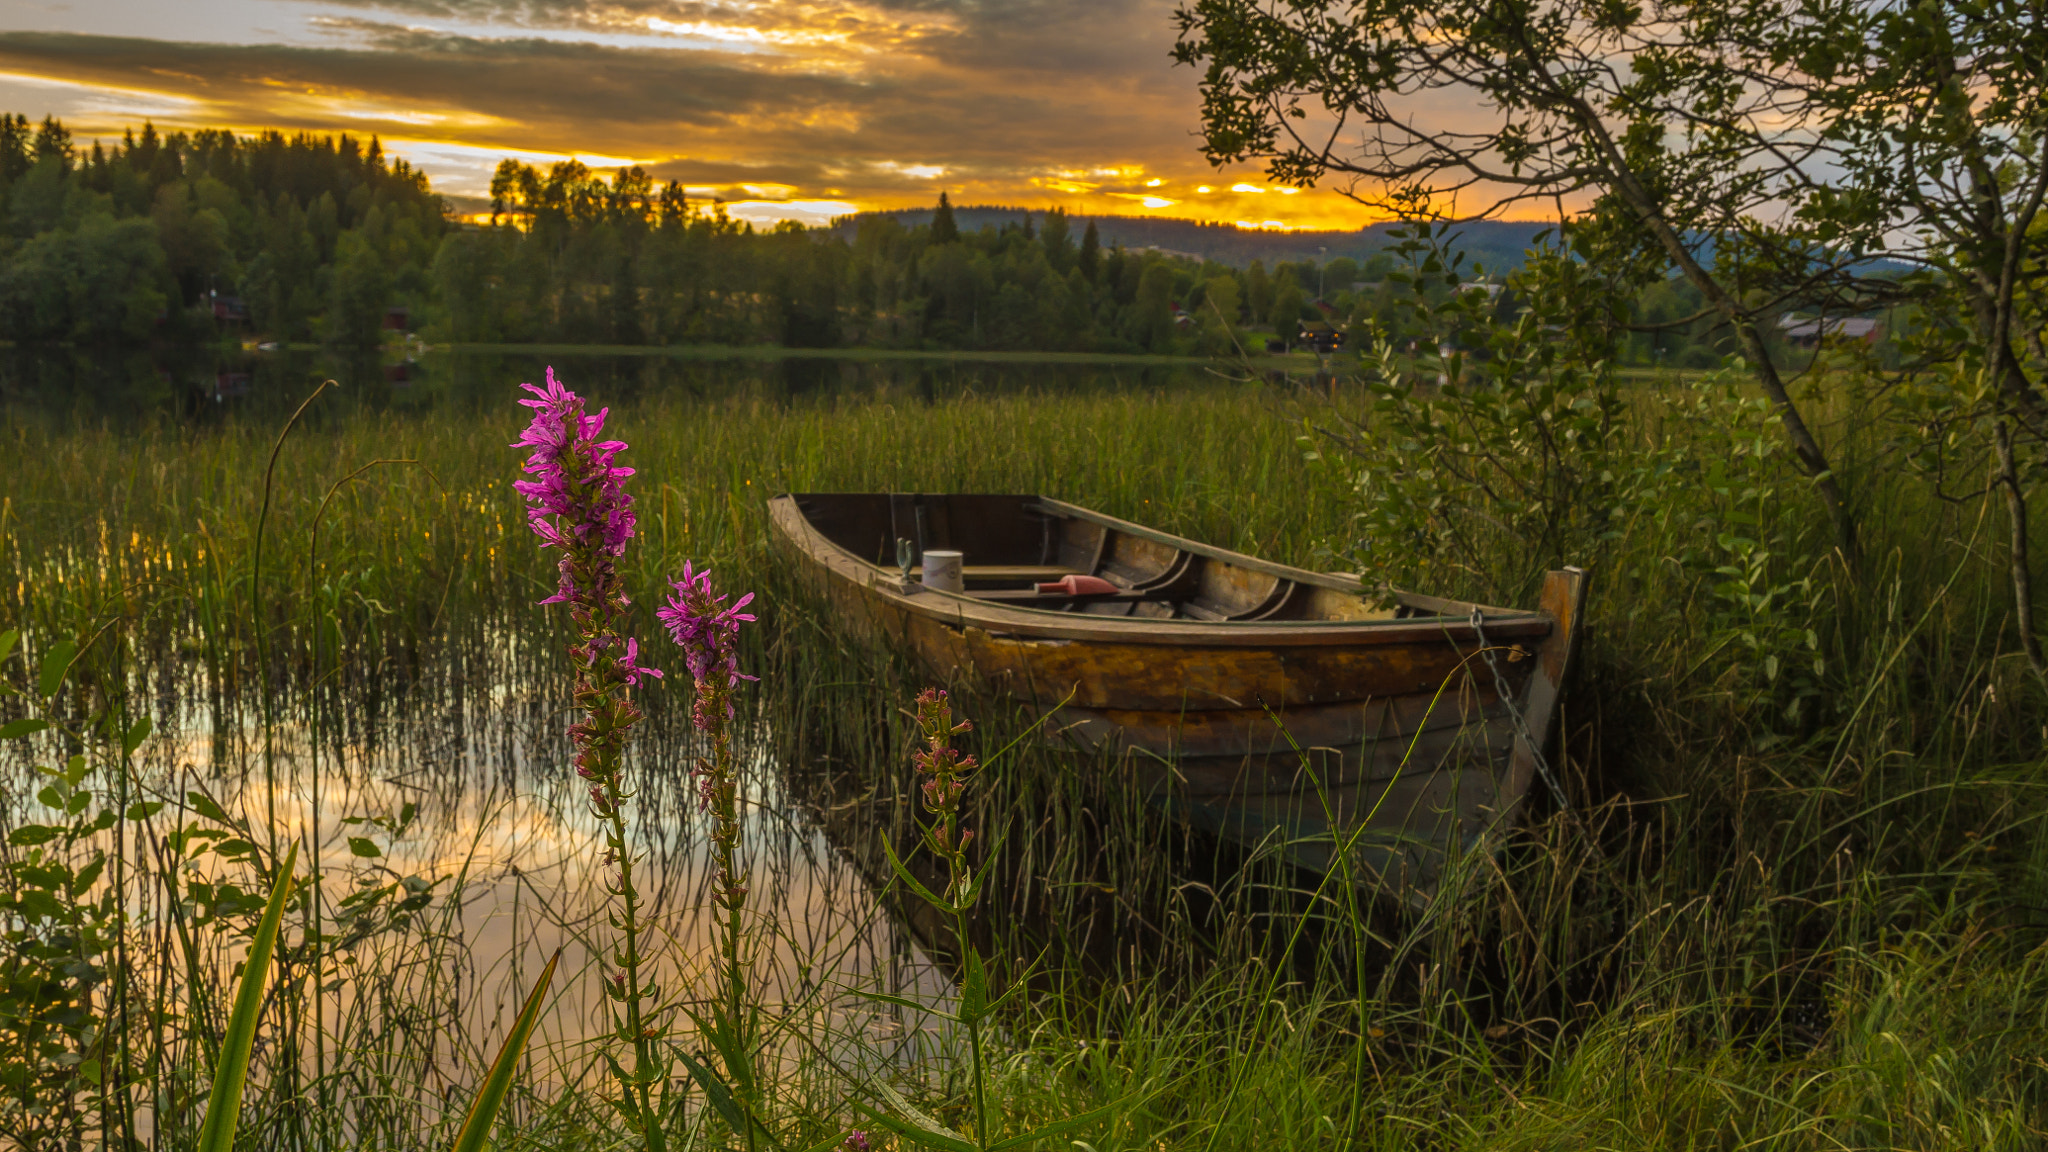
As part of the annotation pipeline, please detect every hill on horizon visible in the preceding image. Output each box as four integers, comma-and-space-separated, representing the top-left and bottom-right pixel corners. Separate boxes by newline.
828, 205, 1556, 273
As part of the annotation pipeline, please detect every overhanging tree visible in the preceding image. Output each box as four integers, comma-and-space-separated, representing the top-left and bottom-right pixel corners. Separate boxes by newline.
1174, 0, 2048, 655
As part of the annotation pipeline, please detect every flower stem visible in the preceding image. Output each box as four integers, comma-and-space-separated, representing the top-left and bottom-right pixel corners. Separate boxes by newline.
603, 796, 665, 1151
710, 714, 756, 1151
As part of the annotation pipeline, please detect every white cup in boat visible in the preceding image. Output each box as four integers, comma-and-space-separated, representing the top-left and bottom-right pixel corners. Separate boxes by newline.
921, 550, 964, 593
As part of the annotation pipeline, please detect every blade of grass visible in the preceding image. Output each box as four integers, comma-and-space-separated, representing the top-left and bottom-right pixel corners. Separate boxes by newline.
196, 840, 298, 1152
449, 948, 561, 1152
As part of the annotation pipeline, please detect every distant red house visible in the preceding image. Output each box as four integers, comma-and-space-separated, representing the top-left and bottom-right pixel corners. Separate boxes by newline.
383, 306, 412, 332
209, 292, 250, 324
1780, 315, 1882, 348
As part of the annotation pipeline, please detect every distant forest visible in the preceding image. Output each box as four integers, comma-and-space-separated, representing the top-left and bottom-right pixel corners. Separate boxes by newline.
825, 208, 1552, 272
0, 113, 1788, 366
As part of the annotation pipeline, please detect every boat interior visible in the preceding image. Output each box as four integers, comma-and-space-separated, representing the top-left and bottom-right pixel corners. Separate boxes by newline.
789, 492, 1485, 623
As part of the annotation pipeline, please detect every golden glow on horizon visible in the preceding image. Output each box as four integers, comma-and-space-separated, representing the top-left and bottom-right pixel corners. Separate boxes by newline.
381, 138, 653, 175
873, 161, 947, 179
644, 15, 855, 48
724, 198, 861, 225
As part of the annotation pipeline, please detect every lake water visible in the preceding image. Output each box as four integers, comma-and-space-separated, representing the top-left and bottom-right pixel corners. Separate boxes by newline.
0, 342, 1236, 423
0, 342, 1247, 1108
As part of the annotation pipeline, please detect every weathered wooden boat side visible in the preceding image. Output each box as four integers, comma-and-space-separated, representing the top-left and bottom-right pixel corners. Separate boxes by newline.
769, 492, 1586, 901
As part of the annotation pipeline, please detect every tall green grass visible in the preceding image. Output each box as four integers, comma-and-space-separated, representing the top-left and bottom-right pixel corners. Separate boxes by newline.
1, 365, 2045, 1149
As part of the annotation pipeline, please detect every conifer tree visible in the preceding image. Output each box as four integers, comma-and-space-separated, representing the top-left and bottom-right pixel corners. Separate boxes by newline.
1040, 208, 1073, 271
1079, 219, 1100, 280
0, 114, 30, 187
32, 115, 70, 166
931, 191, 959, 244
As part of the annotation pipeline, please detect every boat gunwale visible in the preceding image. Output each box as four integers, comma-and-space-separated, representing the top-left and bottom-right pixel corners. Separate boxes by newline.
771, 493, 1553, 649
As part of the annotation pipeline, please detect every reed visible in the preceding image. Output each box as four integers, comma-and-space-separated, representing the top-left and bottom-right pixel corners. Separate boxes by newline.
1, 360, 2045, 1149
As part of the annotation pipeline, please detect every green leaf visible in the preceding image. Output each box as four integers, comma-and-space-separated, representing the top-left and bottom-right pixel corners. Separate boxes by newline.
673, 1046, 750, 1139
123, 716, 152, 756
0, 718, 46, 740
690, 1005, 760, 1098
195, 841, 297, 1152
187, 791, 232, 825
347, 837, 383, 859
957, 949, 989, 1026
0, 629, 17, 666
448, 949, 559, 1152
852, 1097, 978, 1152
849, 988, 957, 1023
37, 640, 77, 699
125, 802, 164, 821
72, 855, 105, 895
880, 831, 951, 913
987, 1099, 1127, 1152
7, 824, 60, 847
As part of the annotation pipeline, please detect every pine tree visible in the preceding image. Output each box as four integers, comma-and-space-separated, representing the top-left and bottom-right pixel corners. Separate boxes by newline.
931, 192, 959, 244
0, 114, 31, 187
32, 115, 71, 167
1078, 219, 1100, 280
1041, 208, 1073, 271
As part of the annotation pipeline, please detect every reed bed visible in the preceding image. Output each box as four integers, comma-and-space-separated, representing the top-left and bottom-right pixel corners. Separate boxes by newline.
1, 361, 2045, 1150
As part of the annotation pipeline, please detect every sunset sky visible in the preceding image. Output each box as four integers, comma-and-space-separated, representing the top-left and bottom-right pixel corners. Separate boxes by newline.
0, 0, 1391, 230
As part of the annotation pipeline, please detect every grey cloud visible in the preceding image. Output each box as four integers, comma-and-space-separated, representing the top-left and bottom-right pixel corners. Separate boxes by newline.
0, 3, 1218, 204
299, 0, 1187, 72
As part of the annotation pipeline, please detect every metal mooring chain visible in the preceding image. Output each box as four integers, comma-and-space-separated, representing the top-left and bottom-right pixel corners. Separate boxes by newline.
1470, 607, 1571, 811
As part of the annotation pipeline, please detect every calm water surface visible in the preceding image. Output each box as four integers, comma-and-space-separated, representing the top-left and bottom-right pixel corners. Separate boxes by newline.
0, 342, 1230, 421
0, 342, 1241, 1085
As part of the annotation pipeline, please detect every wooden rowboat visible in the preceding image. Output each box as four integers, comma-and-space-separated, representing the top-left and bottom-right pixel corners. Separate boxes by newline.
768, 493, 1587, 902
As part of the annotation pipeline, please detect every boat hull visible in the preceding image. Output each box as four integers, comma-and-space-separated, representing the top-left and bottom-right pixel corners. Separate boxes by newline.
770, 493, 1585, 901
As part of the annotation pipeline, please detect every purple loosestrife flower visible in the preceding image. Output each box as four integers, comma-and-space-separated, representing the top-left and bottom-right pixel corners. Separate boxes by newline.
658, 561, 756, 910
658, 562, 756, 672
912, 688, 979, 869
658, 561, 757, 729
512, 370, 679, 1143
510, 369, 660, 879
513, 367, 647, 613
